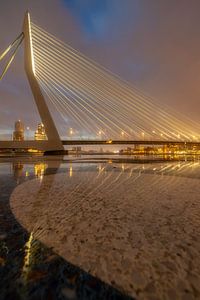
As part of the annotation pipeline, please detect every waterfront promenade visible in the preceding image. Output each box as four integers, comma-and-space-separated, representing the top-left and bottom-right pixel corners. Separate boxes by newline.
0, 155, 200, 299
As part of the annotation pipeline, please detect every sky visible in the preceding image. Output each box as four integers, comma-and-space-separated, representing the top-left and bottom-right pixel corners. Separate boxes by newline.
1, 0, 200, 139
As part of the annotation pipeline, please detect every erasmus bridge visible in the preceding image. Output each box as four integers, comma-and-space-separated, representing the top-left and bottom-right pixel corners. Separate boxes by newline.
1, 12, 200, 152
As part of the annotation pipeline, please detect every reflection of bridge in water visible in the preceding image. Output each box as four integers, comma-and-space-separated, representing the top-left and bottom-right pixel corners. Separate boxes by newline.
11, 160, 200, 181
1, 12, 200, 152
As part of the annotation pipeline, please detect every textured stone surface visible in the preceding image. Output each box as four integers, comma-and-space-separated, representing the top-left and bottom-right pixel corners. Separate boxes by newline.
10, 168, 200, 299
0, 165, 132, 300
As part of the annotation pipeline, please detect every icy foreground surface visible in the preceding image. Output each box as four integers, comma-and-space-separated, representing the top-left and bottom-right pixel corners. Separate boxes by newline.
10, 168, 200, 299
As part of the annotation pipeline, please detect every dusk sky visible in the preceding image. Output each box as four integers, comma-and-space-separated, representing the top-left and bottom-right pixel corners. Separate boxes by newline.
1, 0, 200, 138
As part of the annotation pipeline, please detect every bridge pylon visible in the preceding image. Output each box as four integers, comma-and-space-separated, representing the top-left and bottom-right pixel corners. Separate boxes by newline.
23, 11, 64, 152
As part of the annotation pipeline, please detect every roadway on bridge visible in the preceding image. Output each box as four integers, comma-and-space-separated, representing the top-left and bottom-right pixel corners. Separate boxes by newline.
62, 140, 200, 146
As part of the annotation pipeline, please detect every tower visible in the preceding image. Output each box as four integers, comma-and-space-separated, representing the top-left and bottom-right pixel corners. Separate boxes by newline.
34, 123, 47, 140
13, 120, 24, 141
23, 11, 64, 152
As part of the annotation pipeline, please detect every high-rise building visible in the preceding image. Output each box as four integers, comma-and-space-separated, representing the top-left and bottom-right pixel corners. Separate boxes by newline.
13, 120, 24, 141
34, 123, 47, 140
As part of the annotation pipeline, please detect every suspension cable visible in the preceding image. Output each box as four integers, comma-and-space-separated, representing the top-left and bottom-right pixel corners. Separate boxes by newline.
0, 33, 24, 81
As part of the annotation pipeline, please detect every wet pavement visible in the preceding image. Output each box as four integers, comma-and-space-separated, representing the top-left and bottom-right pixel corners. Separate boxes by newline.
1, 157, 200, 299
0, 159, 133, 300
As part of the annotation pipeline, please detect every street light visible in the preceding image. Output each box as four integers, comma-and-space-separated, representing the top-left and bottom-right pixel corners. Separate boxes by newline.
26, 126, 30, 140
142, 132, 144, 140
97, 130, 103, 141
68, 128, 73, 140
69, 128, 73, 135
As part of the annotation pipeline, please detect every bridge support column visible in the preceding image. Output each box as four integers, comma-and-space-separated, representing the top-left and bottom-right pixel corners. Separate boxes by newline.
23, 11, 64, 152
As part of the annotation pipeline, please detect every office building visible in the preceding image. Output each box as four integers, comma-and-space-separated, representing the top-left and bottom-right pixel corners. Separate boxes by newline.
34, 123, 47, 140
13, 120, 24, 141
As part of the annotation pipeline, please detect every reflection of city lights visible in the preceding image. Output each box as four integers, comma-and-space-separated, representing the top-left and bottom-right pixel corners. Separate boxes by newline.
98, 165, 105, 176
69, 166, 73, 177
106, 140, 112, 144
12, 162, 23, 178
122, 164, 125, 171
34, 163, 47, 178
28, 149, 41, 153
22, 231, 33, 280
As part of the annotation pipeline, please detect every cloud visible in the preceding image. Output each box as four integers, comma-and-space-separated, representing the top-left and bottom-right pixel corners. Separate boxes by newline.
1, 0, 200, 137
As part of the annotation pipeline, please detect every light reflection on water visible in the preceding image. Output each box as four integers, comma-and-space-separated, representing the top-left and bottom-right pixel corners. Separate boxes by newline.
1, 157, 200, 180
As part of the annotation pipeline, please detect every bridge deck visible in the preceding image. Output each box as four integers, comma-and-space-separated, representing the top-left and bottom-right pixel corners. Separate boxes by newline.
62, 140, 200, 146
0, 140, 199, 150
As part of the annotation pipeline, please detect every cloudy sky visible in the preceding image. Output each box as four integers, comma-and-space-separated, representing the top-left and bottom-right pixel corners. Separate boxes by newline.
1, 0, 200, 138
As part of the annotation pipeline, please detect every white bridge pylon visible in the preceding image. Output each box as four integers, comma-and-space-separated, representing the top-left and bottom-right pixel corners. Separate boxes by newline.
0, 11, 64, 152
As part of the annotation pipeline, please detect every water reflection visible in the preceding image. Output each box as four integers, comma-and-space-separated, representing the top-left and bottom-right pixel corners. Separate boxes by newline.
5, 159, 200, 181
34, 163, 47, 179
12, 162, 48, 180
22, 231, 34, 282
69, 165, 73, 177
12, 162, 23, 181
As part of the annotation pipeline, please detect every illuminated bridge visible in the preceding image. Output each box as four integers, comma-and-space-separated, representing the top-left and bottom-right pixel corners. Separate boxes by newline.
1, 12, 200, 152
61, 140, 200, 147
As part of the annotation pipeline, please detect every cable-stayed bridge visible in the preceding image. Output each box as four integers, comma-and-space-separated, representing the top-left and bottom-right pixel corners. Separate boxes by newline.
0, 12, 200, 152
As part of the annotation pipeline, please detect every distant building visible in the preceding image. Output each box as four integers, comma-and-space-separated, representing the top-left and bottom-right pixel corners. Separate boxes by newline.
34, 123, 47, 140
13, 120, 24, 141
